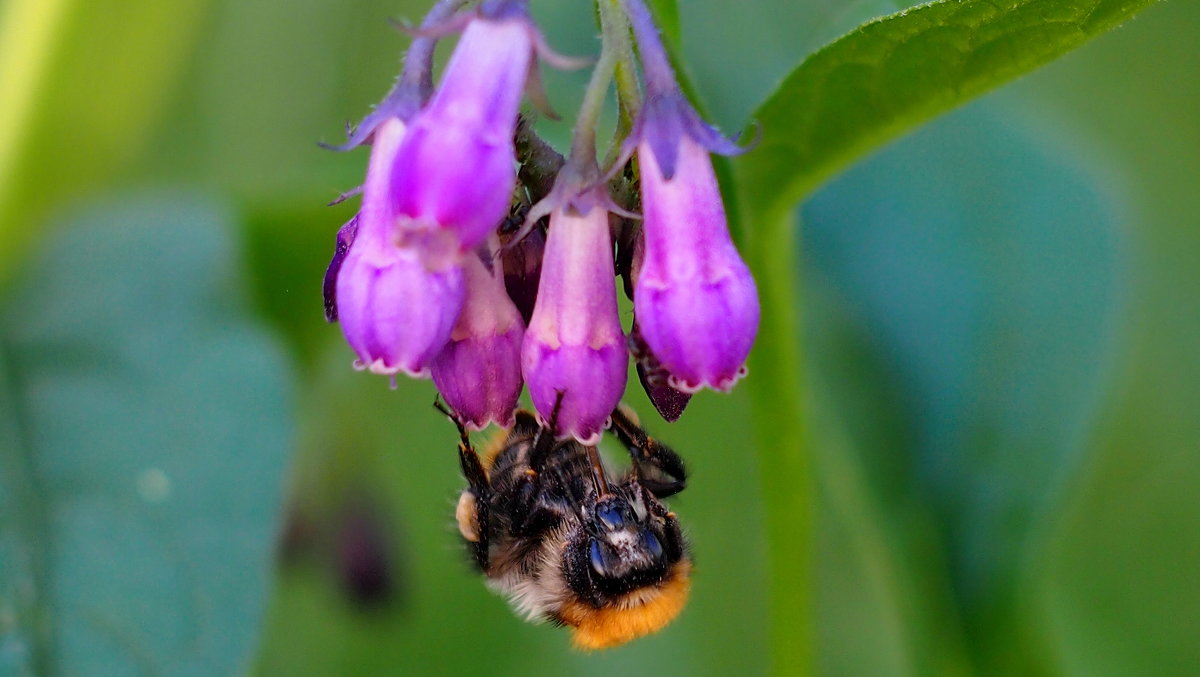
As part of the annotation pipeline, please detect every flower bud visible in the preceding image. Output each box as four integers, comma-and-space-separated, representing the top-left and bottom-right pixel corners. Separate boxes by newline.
335, 117, 465, 377
522, 199, 627, 444
499, 222, 545, 325
629, 319, 691, 422
635, 133, 759, 392
431, 242, 525, 430
389, 12, 535, 261
324, 214, 359, 323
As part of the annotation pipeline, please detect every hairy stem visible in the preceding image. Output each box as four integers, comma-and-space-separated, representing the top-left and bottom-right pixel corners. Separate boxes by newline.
567, 15, 618, 169
598, 0, 641, 124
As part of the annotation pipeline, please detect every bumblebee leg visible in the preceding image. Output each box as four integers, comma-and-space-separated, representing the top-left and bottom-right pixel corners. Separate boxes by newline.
435, 399, 492, 570
608, 403, 688, 498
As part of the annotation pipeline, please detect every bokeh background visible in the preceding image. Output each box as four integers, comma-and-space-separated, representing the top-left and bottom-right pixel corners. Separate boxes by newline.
1, 0, 1196, 675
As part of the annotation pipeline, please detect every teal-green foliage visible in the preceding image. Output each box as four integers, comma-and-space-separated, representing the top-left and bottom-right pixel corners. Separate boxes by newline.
0, 196, 293, 676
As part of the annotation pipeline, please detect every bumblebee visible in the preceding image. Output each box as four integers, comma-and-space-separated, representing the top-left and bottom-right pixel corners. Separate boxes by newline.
438, 399, 691, 650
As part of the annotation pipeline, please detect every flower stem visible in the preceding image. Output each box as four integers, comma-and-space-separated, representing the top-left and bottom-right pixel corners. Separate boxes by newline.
597, 0, 640, 124
743, 205, 812, 676
567, 8, 619, 169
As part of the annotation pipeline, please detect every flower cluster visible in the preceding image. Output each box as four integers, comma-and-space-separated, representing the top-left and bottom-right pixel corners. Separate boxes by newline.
324, 0, 758, 441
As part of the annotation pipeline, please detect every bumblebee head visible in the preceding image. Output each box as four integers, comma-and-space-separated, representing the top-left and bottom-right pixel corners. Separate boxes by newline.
556, 485, 691, 650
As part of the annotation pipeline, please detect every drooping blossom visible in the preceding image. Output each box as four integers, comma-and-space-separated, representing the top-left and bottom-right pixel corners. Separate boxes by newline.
621, 0, 759, 393
431, 237, 525, 429
389, 2, 562, 265
522, 191, 627, 444
334, 117, 465, 377
633, 121, 758, 392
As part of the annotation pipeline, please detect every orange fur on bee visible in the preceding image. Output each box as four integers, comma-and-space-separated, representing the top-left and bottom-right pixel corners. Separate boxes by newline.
558, 561, 692, 650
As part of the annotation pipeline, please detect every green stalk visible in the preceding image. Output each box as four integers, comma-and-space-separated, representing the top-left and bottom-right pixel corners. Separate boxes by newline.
597, 0, 640, 131
566, 13, 617, 169
742, 204, 811, 676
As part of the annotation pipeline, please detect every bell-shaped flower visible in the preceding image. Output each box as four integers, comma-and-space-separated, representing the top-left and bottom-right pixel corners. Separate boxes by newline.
618, 0, 759, 393
390, 2, 575, 263
522, 191, 627, 444
335, 117, 465, 377
635, 127, 758, 392
431, 239, 525, 430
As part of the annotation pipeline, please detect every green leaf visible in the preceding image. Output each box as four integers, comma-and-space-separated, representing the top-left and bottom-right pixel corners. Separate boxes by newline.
804, 103, 1120, 673
731, 6, 1155, 671
734, 0, 1160, 225
0, 193, 294, 676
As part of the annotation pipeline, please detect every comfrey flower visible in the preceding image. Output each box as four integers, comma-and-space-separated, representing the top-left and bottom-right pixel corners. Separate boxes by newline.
431, 237, 525, 429
325, 0, 759, 429
389, 0, 573, 264
325, 0, 575, 386
621, 0, 759, 393
331, 117, 467, 377
522, 188, 628, 444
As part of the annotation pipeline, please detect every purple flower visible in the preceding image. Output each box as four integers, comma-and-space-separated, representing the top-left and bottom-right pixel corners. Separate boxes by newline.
335, 117, 466, 377
634, 123, 759, 393
616, 0, 758, 394
431, 241, 525, 430
388, 10, 539, 262
522, 196, 627, 444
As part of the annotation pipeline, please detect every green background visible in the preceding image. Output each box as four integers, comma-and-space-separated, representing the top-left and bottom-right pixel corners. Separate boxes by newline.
1, 0, 1195, 675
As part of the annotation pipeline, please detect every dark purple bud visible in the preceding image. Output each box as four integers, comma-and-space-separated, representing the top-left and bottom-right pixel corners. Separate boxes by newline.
629, 319, 691, 422
324, 215, 359, 322
335, 500, 397, 608
431, 241, 525, 430
522, 197, 627, 444
500, 223, 545, 325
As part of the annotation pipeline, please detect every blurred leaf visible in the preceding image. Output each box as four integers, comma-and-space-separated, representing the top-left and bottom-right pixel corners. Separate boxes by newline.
804, 103, 1120, 673
729, 6, 1152, 671
1007, 3, 1200, 674
734, 0, 1159, 226
0, 193, 294, 675
0, 0, 212, 277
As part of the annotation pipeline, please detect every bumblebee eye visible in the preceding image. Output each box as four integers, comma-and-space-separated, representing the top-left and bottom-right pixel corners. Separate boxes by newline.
642, 529, 663, 559
589, 540, 609, 577
597, 503, 625, 529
